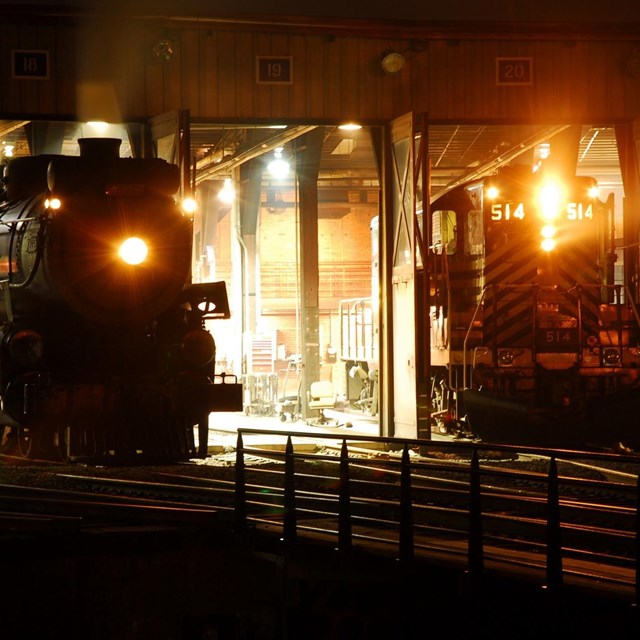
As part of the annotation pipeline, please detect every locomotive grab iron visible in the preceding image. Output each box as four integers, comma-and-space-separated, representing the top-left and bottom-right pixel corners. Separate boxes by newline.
425, 164, 640, 450
0, 138, 241, 463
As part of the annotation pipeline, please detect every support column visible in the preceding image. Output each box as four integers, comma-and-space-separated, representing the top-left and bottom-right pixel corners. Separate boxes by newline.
616, 122, 640, 301
296, 128, 325, 418
238, 161, 263, 366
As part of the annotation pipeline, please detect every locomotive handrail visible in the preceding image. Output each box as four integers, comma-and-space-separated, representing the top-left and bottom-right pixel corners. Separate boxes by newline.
624, 285, 640, 328
462, 285, 489, 390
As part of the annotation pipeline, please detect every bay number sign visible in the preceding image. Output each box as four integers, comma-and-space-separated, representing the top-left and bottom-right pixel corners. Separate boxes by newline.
496, 57, 532, 86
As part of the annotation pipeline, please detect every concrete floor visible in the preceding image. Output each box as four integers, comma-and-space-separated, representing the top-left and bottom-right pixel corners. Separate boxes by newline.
203, 406, 380, 453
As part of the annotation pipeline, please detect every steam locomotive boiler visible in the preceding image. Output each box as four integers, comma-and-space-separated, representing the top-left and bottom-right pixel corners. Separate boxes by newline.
425, 164, 640, 450
0, 138, 241, 463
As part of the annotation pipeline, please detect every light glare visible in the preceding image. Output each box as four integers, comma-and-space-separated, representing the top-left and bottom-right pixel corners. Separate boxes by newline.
119, 237, 148, 265
538, 180, 564, 220
541, 238, 556, 252
268, 147, 290, 180
182, 197, 197, 214
541, 224, 556, 238
218, 178, 235, 204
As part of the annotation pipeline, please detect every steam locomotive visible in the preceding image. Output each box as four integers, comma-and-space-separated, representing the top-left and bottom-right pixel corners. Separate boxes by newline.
0, 138, 241, 463
426, 164, 640, 450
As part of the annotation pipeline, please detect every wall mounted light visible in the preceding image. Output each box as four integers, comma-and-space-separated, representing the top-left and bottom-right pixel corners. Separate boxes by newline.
152, 39, 177, 62
381, 50, 406, 74
267, 147, 290, 180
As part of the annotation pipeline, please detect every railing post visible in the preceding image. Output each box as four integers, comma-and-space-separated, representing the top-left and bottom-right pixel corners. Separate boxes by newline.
234, 431, 247, 533
398, 443, 414, 564
282, 436, 297, 545
338, 439, 352, 555
466, 447, 484, 590
635, 471, 640, 607
545, 455, 563, 593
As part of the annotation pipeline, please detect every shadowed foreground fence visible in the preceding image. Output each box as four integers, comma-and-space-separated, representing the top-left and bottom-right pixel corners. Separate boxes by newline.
232, 428, 640, 606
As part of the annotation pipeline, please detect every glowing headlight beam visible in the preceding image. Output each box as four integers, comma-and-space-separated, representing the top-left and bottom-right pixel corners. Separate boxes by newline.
540, 238, 556, 252
538, 180, 564, 221
118, 237, 148, 265
486, 186, 499, 200
182, 197, 197, 214
541, 224, 556, 238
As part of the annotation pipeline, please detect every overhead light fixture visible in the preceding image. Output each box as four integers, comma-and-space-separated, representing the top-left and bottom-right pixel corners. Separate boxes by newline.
339, 123, 362, 131
182, 197, 198, 214
87, 121, 109, 133
218, 178, 235, 204
267, 147, 290, 180
381, 51, 406, 75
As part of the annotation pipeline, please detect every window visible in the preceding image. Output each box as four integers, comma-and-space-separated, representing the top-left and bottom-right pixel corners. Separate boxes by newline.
431, 209, 457, 254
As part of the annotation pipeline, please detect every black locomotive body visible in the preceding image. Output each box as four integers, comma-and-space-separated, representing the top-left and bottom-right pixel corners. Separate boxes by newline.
0, 138, 241, 463
426, 165, 640, 449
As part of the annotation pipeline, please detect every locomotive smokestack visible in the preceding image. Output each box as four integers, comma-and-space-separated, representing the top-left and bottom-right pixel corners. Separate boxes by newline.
78, 137, 121, 160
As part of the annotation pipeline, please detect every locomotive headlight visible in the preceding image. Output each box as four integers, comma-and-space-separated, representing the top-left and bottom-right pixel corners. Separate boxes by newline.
538, 181, 565, 220
588, 185, 600, 199
486, 185, 499, 200
45, 197, 61, 210
118, 237, 148, 265
541, 224, 556, 238
540, 224, 557, 252
602, 348, 621, 366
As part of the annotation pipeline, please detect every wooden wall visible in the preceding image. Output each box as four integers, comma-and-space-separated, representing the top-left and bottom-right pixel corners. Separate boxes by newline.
2, 17, 639, 124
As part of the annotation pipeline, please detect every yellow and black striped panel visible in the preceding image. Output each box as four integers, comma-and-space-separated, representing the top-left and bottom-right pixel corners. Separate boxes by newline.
483, 226, 601, 348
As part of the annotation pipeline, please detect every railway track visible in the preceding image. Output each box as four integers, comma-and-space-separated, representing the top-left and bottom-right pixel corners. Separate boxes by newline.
1, 431, 639, 604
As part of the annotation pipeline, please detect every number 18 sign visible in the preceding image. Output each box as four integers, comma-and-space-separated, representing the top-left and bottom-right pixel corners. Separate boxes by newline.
12, 50, 49, 79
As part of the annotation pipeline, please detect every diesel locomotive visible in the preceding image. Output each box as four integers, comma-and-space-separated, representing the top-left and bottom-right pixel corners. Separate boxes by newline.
0, 137, 241, 463
425, 164, 640, 450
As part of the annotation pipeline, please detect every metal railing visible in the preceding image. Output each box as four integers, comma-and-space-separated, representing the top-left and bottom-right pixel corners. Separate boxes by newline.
233, 428, 640, 605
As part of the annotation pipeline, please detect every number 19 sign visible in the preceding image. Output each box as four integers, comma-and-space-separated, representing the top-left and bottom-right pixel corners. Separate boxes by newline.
256, 56, 293, 85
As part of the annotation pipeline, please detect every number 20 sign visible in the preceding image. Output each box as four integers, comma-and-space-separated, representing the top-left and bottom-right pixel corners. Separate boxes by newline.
496, 57, 532, 86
